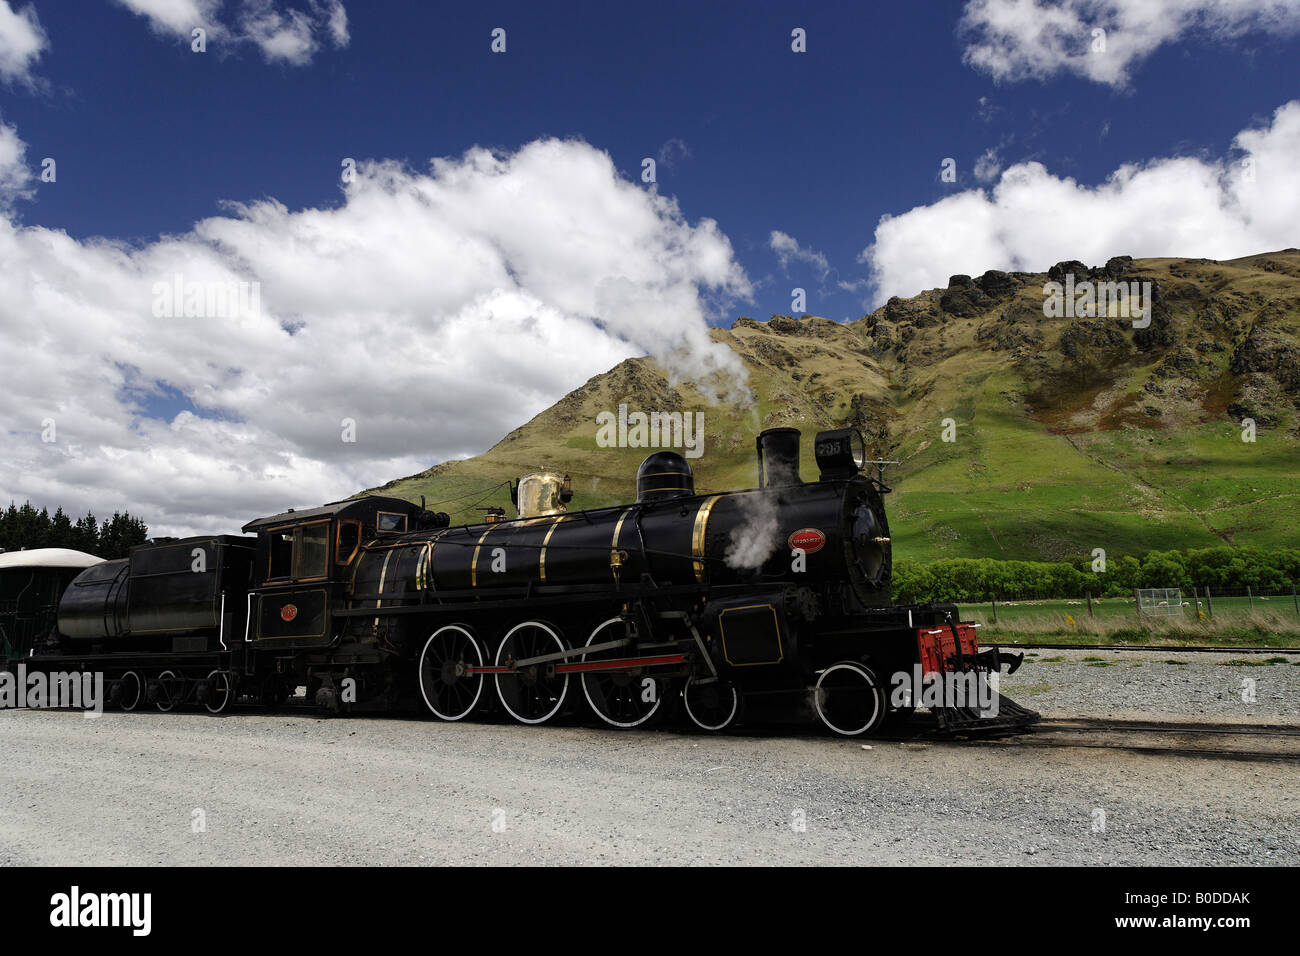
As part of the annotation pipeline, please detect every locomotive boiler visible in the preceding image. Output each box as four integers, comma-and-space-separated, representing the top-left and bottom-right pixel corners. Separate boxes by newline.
357, 427, 892, 606
11, 426, 1036, 737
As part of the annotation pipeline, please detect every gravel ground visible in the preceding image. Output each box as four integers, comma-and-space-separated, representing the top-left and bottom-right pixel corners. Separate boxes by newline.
2, 650, 1298, 867
998, 647, 1300, 724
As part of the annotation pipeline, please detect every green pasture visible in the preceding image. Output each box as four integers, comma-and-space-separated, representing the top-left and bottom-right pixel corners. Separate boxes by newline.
957, 592, 1300, 647
960, 593, 1300, 624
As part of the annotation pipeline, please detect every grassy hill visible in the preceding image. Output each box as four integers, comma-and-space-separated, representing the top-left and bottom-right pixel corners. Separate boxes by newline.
367, 251, 1300, 564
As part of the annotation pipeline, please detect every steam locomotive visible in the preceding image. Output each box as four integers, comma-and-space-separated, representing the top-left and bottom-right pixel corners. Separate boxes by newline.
9, 427, 1036, 736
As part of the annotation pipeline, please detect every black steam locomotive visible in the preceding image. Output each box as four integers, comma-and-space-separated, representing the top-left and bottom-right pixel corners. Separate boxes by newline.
11, 427, 1035, 736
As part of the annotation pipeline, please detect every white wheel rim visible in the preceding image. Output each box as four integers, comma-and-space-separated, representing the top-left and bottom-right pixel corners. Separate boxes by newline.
119, 671, 142, 711
494, 621, 569, 725
419, 625, 484, 720
814, 663, 882, 736
204, 670, 232, 714
581, 617, 663, 729
683, 676, 738, 731
156, 670, 180, 712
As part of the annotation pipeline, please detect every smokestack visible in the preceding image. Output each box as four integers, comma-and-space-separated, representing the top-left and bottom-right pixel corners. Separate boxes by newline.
756, 428, 801, 488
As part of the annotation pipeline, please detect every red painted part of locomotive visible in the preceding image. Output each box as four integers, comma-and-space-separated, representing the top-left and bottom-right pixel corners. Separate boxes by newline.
916, 623, 981, 674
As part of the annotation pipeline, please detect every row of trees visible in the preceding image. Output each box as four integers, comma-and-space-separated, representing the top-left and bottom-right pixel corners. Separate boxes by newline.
0, 501, 150, 560
891, 546, 1300, 604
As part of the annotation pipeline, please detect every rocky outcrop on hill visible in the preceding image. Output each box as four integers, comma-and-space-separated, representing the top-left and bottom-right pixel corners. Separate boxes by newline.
884, 294, 943, 328
939, 274, 993, 317
975, 306, 1044, 355
973, 269, 1022, 299
1047, 256, 1134, 283
1058, 318, 1130, 360
1228, 374, 1290, 425
1231, 324, 1300, 394
1151, 346, 1204, 380
763, 314, 850, 339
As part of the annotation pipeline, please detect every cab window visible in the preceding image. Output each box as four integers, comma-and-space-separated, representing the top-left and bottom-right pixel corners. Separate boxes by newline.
298, 523, 330, 579
266, 521, 332, 581
269, 530, 294, 579
377, 512, 407, 533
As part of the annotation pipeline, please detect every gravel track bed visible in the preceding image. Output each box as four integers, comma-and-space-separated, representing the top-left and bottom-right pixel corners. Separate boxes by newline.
997, 647, 1300, 725
2, 672, 1297, 867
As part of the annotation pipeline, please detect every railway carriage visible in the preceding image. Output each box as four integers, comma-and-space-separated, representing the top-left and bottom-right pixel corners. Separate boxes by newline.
0, 548, 103, 658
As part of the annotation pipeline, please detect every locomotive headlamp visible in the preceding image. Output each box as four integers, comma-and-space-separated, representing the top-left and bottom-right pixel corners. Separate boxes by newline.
814, 428, 866, 481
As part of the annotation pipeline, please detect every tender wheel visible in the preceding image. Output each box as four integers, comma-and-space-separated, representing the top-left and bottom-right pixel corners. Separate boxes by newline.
419, 625, 484, 721
815, 661, 886, 737
580, 617, 667, 729
155, 670, 182, 712
494, 621, 569, 725
204, 670, 234, 714
682, 676, 740, 732
116, 671, 143, 712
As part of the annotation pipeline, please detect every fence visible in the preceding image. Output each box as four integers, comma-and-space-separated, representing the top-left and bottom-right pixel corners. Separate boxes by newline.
1136, 588, 1183, 617
959, 584, 1300, 626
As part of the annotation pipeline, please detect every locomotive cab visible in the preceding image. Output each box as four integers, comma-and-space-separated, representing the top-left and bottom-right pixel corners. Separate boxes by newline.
241, 496, 438, 647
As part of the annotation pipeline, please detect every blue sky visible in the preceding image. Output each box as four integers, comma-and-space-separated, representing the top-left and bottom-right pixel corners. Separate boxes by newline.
11, 0, 1297, 321
1, 0, 1298, 533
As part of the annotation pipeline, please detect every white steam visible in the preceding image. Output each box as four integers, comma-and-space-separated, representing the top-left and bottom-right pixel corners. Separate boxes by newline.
723, 492, 782, 570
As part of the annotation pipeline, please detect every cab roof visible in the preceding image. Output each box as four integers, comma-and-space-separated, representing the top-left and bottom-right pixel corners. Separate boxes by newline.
240, 495, 421, 533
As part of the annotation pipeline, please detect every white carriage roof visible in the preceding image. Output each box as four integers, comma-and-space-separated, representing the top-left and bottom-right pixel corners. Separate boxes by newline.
0, 548, 104, 570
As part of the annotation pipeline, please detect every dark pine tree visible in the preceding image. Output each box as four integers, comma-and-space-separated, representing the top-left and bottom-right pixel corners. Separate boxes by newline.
0, 504, 148, 557
0, 503, 17, 551
96, 511, 150, 559
49, 507, 74, 549
72, 512, 99, 555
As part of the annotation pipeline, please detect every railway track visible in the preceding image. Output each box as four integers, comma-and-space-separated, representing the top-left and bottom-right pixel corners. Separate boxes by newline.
1007, 642, 1300, 654
951, 716, 1300, 762
1039, 717, 1300, 736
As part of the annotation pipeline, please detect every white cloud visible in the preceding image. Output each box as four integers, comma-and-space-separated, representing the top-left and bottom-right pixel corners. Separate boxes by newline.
860, 100, 1300, 303
0, 132, 751, 536
657, 137, 691, 169
321, 0, 348, 46
114, 0, 221, 36
239, 0, 348, 65
0, 1, 47, 85
0, 117, 32, 204
974, 148, 1002, 184
769, 229, 830, 278
961, 0, 1300, 88
114, 0, 348, 65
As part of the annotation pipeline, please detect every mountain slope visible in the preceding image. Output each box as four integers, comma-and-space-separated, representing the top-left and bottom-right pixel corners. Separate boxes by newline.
369, 251, 1300, 563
